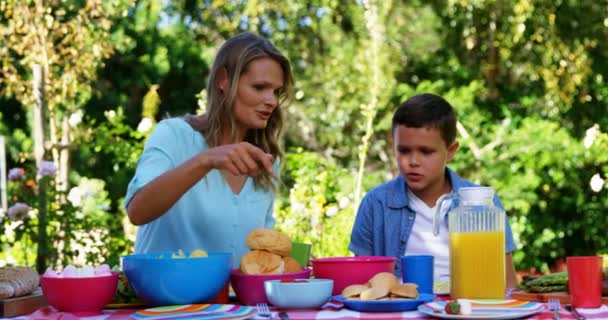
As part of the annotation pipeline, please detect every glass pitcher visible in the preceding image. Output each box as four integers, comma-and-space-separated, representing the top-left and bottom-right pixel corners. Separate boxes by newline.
433, 187, 506, 299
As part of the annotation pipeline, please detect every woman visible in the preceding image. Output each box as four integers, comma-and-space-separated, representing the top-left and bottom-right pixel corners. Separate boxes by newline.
125, 32, 294, 266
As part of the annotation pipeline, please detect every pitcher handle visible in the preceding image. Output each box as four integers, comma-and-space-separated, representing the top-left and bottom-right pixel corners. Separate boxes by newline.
433, 193, 454, 236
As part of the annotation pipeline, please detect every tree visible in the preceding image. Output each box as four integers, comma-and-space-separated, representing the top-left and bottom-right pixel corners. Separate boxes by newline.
0, 0, 133, 271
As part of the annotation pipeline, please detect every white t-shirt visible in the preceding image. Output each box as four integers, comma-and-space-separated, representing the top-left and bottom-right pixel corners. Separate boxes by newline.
403, 189, 451, 283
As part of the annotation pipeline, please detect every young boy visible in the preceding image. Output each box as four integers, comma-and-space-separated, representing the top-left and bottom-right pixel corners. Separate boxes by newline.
348, 93, 517, 289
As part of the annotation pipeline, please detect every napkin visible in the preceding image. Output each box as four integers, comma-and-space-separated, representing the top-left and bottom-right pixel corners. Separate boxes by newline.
17, 306, 81, 320
131, 304, 255, 320
321, 297, 345, 310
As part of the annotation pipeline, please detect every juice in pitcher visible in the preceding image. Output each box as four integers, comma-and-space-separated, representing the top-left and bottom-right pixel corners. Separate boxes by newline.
434, 187, 507, 299
449, 230, 505, 299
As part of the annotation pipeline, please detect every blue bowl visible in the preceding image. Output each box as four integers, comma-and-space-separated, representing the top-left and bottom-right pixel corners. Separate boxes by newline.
264, 278, 333, 309
122, 251, 232, 306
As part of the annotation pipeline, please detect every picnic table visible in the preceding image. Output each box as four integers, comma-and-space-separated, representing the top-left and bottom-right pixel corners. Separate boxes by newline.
10, 303, 608, 319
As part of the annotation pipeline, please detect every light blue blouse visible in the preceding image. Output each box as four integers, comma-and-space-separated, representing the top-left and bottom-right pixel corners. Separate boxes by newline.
125, 118, 277, 267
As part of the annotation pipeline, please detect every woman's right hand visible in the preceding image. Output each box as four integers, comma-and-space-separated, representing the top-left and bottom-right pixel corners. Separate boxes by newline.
202, 142, 273, 176
127, 142, 273, 225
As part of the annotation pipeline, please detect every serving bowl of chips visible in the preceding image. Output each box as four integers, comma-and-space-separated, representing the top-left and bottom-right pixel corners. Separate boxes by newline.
122, 250, 231, 306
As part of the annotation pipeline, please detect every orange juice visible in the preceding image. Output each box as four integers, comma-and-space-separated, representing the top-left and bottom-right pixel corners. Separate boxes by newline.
449, 230, 505, 299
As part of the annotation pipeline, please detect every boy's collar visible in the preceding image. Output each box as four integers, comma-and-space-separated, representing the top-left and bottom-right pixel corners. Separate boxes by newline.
388, 168, 462, 209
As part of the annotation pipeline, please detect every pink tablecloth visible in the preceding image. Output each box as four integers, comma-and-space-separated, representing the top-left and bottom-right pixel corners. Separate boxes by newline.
11, 305, 608, 320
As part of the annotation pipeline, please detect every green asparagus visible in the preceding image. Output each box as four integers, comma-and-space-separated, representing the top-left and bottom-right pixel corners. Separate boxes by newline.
519, 272, 568, 293
525, 284, 567, 293
524, 272, 568, 287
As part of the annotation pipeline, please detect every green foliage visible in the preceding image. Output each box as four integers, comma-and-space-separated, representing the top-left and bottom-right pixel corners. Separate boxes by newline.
0, 162, 118, 269
0, 107, 142, 268
276, 150, 374, 259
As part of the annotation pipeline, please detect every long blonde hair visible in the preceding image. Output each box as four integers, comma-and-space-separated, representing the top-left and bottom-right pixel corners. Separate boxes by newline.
200, 32, 294, 191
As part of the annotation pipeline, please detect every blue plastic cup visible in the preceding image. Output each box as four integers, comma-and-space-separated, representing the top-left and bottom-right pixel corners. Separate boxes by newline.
401, 255, 434, 294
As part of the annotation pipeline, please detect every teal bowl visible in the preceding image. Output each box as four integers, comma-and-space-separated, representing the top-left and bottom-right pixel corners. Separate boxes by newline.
122, 251, 232, 306
264, 278, 333, 309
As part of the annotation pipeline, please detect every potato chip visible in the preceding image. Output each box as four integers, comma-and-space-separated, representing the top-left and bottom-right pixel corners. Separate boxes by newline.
171, 249, 186, 259
189, 249, 208, 258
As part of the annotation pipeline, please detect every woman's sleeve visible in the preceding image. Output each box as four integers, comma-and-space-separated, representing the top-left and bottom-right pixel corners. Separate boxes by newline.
124, 120, 179, 209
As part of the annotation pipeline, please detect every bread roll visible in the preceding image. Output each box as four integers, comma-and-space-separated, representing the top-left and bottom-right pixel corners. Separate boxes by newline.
0, 283, 14, 299
390, 283, 419, 299
0, 266, 39, 299
240, 250, 284, 275
368, 272, 398, 290
246, 228, 292, 257
342, 284, 369, 298
360, 286, 389, 300
282, 257, 303, 273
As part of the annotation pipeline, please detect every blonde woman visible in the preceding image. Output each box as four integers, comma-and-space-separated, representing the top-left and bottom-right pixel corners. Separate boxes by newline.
125, 32, 294, 265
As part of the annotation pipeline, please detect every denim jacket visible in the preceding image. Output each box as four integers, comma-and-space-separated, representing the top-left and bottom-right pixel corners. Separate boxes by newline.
348, 168, 517, 277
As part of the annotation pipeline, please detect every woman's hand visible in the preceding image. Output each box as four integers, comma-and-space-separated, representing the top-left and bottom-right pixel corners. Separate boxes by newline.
203, 142, 273, 176
127, 142, 273, 225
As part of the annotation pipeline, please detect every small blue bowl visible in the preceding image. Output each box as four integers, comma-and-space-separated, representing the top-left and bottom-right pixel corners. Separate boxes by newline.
264, 278, 333, 309
122, 251, 232, 306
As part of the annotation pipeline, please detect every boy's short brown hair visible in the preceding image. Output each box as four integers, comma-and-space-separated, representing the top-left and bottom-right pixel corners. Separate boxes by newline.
391, 93, 457, 146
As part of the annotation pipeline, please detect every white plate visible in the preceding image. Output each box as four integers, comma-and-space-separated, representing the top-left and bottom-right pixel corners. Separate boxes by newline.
418, 301, 545, 320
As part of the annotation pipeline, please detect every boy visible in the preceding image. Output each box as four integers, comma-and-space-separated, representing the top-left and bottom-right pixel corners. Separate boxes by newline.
348, 93, 517, 288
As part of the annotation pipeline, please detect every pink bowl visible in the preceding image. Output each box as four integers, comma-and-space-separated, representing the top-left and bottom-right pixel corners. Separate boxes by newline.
230, 268, 311, 305
311, 256, 396, 295
41, 272, 118, 316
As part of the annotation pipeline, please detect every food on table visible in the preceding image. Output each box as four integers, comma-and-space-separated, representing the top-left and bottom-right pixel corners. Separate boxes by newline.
239, 228, 304, 275
450, 230, 505, 298
342, 284, 369, 298
171, 249, 187, 258
519, 267, 608, 294
340, 271, 419, 300
0, 266, 39, 299
444, 299, 472, 315
518, 272, 567, 293
282, 256, 304, 273
360, 286, 389, 300
43, 264, 112, 278
460, 300, 472, 314
246, 228, 292, 257
368, 272, 399, 290
444, 300, 460, 314
189, 249, 208, 258
240, 250, 285, 274
163, 248, 208, 259
111, 265, 140, 304
390, 283, 419, 299
279, 278, 308, 283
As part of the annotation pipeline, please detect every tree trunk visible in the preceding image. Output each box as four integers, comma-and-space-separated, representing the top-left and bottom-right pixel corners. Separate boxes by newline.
0, 136, 7, 214
59, 116, 70, 196
33, 64, 48, 274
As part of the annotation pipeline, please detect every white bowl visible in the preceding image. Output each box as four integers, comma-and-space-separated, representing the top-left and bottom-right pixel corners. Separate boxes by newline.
264, 278, 333, 309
